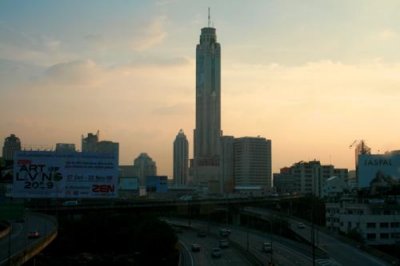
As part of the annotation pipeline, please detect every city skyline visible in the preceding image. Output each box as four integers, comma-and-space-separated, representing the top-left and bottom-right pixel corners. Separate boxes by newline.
1, 1, 400, 177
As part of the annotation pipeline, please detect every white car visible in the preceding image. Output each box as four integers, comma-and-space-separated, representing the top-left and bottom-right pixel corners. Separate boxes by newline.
262, 242, 272, 253
297, 222, 306, 229
211, 248, 222, 258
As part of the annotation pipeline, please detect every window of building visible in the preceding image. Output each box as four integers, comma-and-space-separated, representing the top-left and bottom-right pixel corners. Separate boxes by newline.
367, 233, 376, 240
391, 222, 399, 228
380, 223, 389, 228
391, 233, 400, 239
367, 223, 376, 228
380, 233, 389, 239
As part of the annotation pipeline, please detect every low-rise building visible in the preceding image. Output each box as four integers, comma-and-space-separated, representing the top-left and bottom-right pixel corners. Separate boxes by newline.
326, 199, 400, 245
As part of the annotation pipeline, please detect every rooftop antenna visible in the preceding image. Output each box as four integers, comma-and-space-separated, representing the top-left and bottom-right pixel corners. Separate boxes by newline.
208, 7, 211, 27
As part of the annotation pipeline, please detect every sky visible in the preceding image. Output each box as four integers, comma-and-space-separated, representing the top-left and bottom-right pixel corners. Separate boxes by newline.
1, 0, 400, 177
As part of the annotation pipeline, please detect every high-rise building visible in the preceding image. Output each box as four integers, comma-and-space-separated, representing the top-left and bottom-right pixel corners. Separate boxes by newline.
133, 153, 157, 186
193, 13, 222, 186
82, 132, 99, 153
2, 134, 21, 161
173, 129, 189, 186
81, 131, 119, 162
233, 137, 272, 189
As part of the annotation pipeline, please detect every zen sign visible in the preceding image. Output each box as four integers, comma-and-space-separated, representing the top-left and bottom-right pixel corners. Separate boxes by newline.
13, 151, 118, 198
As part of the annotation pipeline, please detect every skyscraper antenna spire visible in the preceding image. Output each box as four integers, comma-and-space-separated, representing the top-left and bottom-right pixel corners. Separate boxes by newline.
208, 7, 211, 27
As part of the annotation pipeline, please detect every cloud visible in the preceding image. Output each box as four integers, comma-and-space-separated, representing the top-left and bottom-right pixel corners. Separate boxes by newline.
132, 16, 168, 51
0, 22, 66, 65
129, 56, 191, 67
43, 60, 104, 86
377, 29, 398, 41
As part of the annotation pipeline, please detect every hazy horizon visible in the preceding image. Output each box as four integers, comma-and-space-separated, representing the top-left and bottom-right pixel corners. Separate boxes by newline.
1, 0, 400, 177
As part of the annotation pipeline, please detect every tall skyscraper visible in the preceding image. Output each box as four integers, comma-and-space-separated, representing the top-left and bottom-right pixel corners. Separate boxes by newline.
193, 12, 222, 186
173, 129, 189, 186
2, 134, 21, 161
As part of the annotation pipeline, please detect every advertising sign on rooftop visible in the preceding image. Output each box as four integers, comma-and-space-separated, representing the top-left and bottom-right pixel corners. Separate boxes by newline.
358, 154, 400, 188
13, 151, 118, 198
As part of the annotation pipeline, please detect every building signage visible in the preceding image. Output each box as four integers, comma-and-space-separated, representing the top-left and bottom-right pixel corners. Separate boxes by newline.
358, 154, 400, 188
13, 151, 118, 198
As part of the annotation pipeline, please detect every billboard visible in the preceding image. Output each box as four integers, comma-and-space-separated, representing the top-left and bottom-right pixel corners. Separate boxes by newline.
358, 154, 400, 188
13, 151, 118, 198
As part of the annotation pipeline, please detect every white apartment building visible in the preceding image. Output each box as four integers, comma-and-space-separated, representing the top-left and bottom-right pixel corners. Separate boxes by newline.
326, 200, 400, 245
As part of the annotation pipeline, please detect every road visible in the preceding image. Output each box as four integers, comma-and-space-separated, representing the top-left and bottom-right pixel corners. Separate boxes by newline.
177, 226, 254, 266
0, 212, 56, 266
245, 207, 389, 266
166, 218, 318, 266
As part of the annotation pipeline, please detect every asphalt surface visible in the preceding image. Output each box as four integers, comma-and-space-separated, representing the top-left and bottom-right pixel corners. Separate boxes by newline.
177, 226, 254, 266
245, 207, 389, 266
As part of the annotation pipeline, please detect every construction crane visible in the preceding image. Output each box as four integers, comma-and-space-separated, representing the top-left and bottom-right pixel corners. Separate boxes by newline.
349, 140, 357, 149
349, 140, 371, 154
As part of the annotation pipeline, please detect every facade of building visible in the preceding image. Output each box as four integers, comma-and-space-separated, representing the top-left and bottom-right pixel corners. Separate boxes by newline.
133, 153, 157, 186
358, 152, 400, 189
55, 143, 76, 153
193, 21, 222, 187
233, 137, 272, 189
273, 160, 348, 197
326, 200, 400, 245
81, 132, 99, 153
81, 132, 119, 162
2, 134, 21, 161
97, 140, 119, 161
173, 129, 189, 186
220, 136, 235, 193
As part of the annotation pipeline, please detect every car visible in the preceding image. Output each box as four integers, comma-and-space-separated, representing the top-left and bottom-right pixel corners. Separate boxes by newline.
211, 247, 222, 258
219, 239, 229, 248
197, 231, 206, 237
297, 222, 306, 229
191, 243, 201, 252
262, 242, 272, 253
219, 228, 231, 237
28, 231, 40, 239
62, 200, 79, 206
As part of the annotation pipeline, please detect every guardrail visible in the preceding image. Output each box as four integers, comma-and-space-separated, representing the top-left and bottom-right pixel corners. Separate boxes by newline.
0, 221, 11, 240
